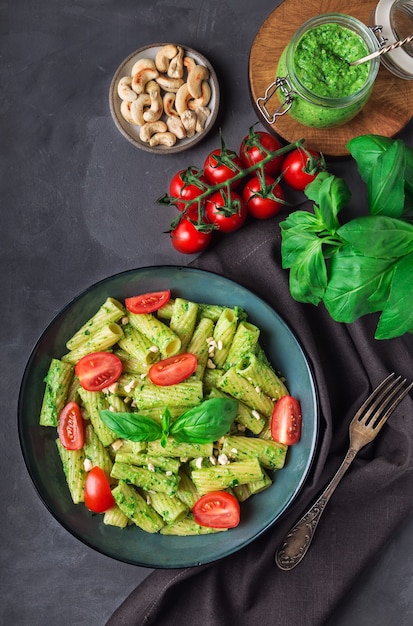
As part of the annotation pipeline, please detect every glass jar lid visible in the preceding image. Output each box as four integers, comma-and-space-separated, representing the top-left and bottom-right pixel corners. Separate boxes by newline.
373, 0, 413, 78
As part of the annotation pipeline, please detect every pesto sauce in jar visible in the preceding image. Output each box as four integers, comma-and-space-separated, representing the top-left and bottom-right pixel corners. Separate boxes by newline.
276, 18, 378, 129
294, 23, 369, 98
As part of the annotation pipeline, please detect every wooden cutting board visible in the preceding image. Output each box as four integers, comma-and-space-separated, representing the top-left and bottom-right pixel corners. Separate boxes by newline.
249, 0, 413, 157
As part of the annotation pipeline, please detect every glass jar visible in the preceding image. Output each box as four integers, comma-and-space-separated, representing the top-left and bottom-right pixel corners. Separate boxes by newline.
371, 0, 413, 79
257, 13, 381, 129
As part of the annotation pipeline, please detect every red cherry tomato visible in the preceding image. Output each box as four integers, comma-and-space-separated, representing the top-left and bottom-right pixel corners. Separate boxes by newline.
193, 491, 241, 528
84, 467, 115, 513
125, 290, 171, 314
168, 167, 207, 213
149, 353, 197, 386
170, 217, 212, 254
242, 174, 285, 219
281, 148, 323, 191
205, 190, 247, 233
270, 395, 302, 445
203, 148, 243, 188
75, 351, 123, 392
58, 401, 85, 450
240, 130, 283, 176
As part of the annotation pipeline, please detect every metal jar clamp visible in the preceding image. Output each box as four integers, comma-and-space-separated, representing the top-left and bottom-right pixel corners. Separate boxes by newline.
255, 76, 294, 124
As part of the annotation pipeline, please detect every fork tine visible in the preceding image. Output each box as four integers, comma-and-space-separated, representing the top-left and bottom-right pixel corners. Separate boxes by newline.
352, 373, 399, 424
372, 380, 413, 432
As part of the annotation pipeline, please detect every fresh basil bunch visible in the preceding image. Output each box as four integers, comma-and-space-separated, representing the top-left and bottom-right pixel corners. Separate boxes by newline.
100, 397, 239, 446
280, 134, 413, 339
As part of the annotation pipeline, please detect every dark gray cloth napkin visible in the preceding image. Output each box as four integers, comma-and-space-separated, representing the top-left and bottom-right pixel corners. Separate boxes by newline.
107, 208, 413, 626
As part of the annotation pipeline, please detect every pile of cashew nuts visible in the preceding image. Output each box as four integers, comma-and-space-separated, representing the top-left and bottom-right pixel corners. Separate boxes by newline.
117, 44, 212, 148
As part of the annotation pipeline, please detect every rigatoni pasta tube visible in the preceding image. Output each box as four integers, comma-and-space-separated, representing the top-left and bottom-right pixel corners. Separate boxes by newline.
112, 480, 164, 533
134, 380, 203, 410
62, 323, 124, 365
40, 358, 74, 426
224, 321, 260, 369
217, 366, 274, 418
212, 308, 239, 368
236, 352, 289, 401
191, 458, 264, 495
66, 298, 125, 351
78, 387, 118, 447
118, 325, 159, 368
127, 311, 181, 357
187, 316, 214, 380
160, 514, 226, 535
169, 298, 199, 351
221, 435, 288, 470
111, 461, 180, 496
56, 439, 86, 504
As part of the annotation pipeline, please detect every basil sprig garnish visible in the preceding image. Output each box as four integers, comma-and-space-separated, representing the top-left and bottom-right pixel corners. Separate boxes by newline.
100, 397, 238, 447
280, 134, 413, 340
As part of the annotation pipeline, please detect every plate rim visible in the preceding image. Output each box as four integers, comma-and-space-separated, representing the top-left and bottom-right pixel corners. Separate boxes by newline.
18, 265, 319, 568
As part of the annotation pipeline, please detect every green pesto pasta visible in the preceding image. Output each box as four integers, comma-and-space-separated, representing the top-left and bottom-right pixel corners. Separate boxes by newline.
62, 323, 124, 365
127, 311, 181, 357
40, 358, 74, 427
39, 290, 296, 538
169, 298, 199, 351
66, 298, 125, 351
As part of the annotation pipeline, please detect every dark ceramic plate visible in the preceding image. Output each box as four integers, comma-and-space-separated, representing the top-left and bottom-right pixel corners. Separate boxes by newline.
19, 266, 318, 568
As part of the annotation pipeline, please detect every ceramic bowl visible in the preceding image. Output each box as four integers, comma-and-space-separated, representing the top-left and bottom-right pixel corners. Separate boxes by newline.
109, 44, 220, 153
19, 266, 318, 568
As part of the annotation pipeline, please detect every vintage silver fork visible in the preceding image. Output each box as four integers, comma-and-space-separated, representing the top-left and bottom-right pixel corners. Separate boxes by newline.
275, 373, 413, 571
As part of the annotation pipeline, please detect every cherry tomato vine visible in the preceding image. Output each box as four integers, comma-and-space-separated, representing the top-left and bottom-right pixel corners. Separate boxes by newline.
159, 125, 325, 254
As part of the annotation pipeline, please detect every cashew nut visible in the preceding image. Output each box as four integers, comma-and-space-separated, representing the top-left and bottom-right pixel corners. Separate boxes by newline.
175, 83, 192, 116
117, 76, 137, 102
183, 56, 197, 73
143, 80, 163, 123
120, 100, 138, 125
187, 64, 210, 99
155, 44, 178, 73
167, 115, 186, 139
131, 57, 157, 77
139, 120, 168, 143
131, 62, 159, 95
168, 46, 184, 79
188, 81, 212, 110
195, 106, 211, 132
149, 132, 177, 147
180, 109, 197, 138
155, 75, 184, 93
163, 92, 179, 117
130, 94, 151, 125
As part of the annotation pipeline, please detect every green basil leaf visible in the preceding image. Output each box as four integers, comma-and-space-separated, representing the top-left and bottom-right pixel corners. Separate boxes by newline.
323, 246, 394, 322
338, 216, 413, 258
170, 398, 238, 443
288, 240, 327, 305
99, 410, 162, 442
305, 173, 350, 231
280, 226, 323, 269
375, 252, 413, 339
346, 134, 393, 182
368, 140, 405, 218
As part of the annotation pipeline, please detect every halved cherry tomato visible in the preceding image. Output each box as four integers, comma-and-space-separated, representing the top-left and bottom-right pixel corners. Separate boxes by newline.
149, 353, 197, 386
58, 401, 84, 450
240, 130, 283, 177
193, 491, 241, 528
126, 290, 171, 314
270, 395, 302, 445
84, 467, 115, 513
75, 351, 122, 392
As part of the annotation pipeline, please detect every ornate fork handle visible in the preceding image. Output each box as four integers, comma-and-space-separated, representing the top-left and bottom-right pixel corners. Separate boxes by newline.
275, 448, 358, 570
